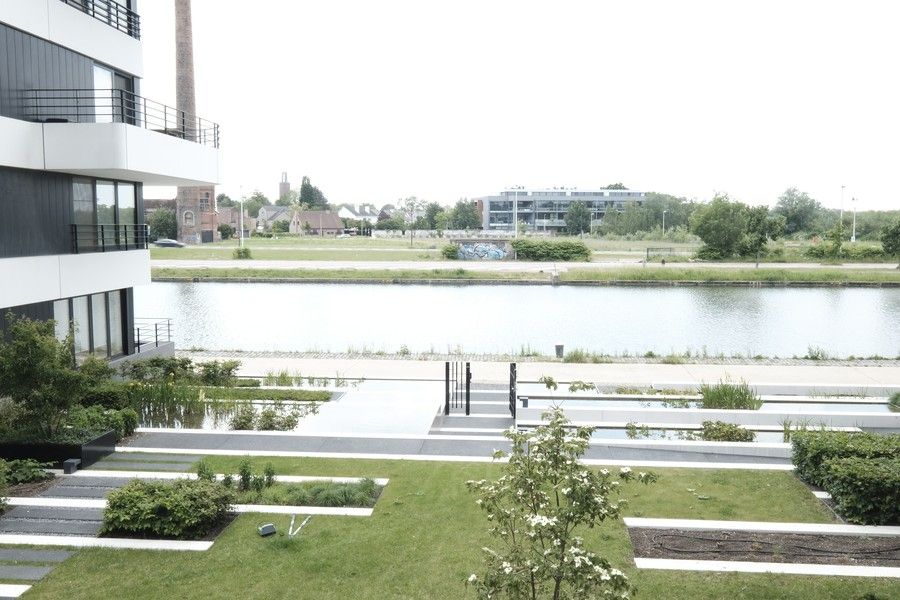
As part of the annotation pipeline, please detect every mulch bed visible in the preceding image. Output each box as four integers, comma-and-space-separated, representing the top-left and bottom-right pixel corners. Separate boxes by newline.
629, 528, 900, 567
7, 476, 58, 497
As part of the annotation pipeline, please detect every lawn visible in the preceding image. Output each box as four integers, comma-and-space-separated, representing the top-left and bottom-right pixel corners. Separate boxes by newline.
151, 247, 441, 261
23, 458, 896, 599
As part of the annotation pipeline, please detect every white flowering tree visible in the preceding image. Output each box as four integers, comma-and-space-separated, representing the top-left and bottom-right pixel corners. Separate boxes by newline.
466, 408, 656, 599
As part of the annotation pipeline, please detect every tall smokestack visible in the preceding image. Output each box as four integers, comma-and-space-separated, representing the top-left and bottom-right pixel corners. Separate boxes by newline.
174, 0, 196, 119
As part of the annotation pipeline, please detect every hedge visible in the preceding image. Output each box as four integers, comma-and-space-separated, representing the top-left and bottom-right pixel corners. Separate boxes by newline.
699, 421, 755, 442
824, 457, 900, 525
510, 239, 591, 262
791, 431, 900, 487
102, 479, 234, 539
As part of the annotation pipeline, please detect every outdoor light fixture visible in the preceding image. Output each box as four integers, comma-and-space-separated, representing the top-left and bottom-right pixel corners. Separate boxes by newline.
258, 523, 276, 537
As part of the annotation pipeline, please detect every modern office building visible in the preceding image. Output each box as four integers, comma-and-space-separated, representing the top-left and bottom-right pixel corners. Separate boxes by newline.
477, 188, 645, 232
0, 0, 220, 363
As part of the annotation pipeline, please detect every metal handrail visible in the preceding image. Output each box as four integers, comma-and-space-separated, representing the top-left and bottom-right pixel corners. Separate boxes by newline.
134, 318, 173, 352
71, 223, 149, 253
60, 0, 140, 39
25, 89, 220, 148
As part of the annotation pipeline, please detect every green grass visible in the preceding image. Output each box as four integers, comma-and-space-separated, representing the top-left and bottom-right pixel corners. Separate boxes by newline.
562, 267, 900, 284
24, 458, 896, 600
152, 267, 544, 281
151, 247, 441, 261
198, 387, 330, 402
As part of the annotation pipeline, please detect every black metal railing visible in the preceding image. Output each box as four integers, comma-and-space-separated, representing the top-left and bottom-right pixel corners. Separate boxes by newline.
444, 361, 471, 416
25, 89, 220, 148
71, 223, 149, 253
509, 362, 517, 418
61, 0, 141, 39
134, 318, 172, 352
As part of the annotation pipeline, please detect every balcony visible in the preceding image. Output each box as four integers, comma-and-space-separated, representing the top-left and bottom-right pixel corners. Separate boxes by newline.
26, 89, 219, 148
60, 0, 140, 39
71, 223, 149, 254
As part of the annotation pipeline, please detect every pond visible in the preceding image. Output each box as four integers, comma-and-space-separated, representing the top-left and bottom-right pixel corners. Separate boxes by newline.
135, 282, 900, 357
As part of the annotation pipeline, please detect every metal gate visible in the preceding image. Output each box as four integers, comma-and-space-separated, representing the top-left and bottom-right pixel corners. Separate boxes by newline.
444, 361, 470, 415
508, 362, 517, 418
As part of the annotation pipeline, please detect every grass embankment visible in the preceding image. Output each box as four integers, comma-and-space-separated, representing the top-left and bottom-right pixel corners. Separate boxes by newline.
152, 266, 900, 285
151, 247, 440, 261
152, 267, 543, 281
27, 458, 896, 600
199, 387, 330, 402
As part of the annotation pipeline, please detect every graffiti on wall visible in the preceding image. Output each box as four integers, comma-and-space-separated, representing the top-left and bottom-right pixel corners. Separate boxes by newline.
457, 241, 509, 260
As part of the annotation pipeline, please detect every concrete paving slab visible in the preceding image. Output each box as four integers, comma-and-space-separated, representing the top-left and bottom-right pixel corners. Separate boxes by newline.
0, 565, 53, 581
96, 452, 201, 464
4, 507, 103, 521
90, 461, 192, 472
39, 486, 114, 499
0, 520, 101, 536
0, 549, 71, 563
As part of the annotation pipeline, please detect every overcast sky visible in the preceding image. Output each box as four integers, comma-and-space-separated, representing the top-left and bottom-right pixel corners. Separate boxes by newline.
141, 1, 899, 211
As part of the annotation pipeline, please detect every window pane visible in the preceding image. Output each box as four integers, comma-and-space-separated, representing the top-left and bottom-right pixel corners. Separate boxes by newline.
73, 296, 90, 359
96, 181, 116, 248
117, 183, 136, 246
53, 299, 70, 343
73, 179, 94, 225
93, 65, 114, 123
108, 292, 123, 356
91, 294, 108, 357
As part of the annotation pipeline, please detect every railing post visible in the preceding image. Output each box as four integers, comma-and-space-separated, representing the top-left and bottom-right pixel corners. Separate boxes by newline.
135, 325, 141, 352
465, 362, 471, 416
166, 318, 171, 342
444, 361, 450, 416
100, 224, 105, 252
509, 362, 517, 419
154, 322, 159, 348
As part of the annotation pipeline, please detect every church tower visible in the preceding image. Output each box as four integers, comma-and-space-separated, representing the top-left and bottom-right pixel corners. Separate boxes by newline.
174, 0, 218, 243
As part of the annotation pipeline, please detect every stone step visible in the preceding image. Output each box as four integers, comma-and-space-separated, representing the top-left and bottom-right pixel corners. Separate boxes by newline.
90, 460, 192, 472
0, 549, 72, 563
96, 452, 201, 464
0, 519, 101, 536
0, 565, 53, 581
4, 507, 103, 522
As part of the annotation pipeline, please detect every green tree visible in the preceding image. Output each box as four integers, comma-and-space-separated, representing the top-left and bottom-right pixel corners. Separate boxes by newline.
434, 211, 450, 237
0, 314, 88, 439
216, 193, 235, 207
881, 219, 900, 267
217, 223, 234, 240
449, 199, 481, 230
242, 191, 270, 218
739, 206, 786, 257
299, 176, 328, 210
275, 190, 299, 207
773, 188, 823, 235
466, 408, 655, 600
424, 202, 446, 229
564, 200, 591, 235
690, 194, 749, 258
148, 208, 177, 241
604, 182, 628, 190
825, 221, 845, 259
272, 220, 290, 234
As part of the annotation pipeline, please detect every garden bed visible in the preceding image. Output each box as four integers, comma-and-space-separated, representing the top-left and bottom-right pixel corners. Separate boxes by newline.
232, 478, 382, 508
0, 430, 117, 468
101, 512, 240, 542
6, 476, 58, 498
628, 528, 900, 567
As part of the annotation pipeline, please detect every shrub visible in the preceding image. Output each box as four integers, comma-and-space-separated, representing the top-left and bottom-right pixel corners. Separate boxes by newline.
233, 247, 252, 259
699, 421, 755, 442
59, 405, 138, 442
122, 357, 196, 383
229, 404, 256, 430
82, 382, 132, 409
510, 239, 591, 262
889, 392, 899, 413
238, 459, 253, 491
197, 360, 241, 386
441, 244, 459, 259
264, 463, 276, 487
823, 457, 900, 525
101, 479, 233, 539
0, 459, 53, 485
791, 431, 900, 486
196, 459, 216, 482
698, 379, 762, 410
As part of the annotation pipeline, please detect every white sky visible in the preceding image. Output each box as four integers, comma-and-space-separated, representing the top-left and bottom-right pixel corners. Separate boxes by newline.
141, 0, 900, 211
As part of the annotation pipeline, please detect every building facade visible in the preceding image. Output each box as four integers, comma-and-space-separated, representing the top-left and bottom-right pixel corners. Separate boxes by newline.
476, 188, 646, 232
0, 0, 220, 363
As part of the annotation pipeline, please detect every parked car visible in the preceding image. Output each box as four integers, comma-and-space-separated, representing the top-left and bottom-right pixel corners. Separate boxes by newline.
153, 238, 185, 248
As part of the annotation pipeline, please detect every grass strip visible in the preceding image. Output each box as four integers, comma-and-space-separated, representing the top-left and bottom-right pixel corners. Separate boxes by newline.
562, 267, 900, 284
153, 267, 546, 281
198, 387, 331, 402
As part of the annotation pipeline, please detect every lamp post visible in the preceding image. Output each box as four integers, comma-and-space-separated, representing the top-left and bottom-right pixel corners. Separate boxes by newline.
851, 197, 857, 242
662, 209, 668, 235
840, 185, 845, 223
238, 185, 244, 249
513, 188, 519, 238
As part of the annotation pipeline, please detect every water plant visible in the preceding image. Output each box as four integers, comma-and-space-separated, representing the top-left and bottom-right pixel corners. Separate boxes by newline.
538, 375, 558, 391
698, 379, 762, 410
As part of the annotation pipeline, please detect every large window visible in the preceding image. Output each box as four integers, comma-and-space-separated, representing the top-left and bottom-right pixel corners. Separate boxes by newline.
71, 178, 142, 252
53, 290, 128, 360
108, 292, 123, 356
72, 296, 91, 360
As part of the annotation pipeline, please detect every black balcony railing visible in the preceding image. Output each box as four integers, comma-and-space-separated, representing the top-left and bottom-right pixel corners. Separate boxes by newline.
134, 318, 172, 352
61, 0, 141, 39
25, 89, 220, 148
71, 223, 149, 254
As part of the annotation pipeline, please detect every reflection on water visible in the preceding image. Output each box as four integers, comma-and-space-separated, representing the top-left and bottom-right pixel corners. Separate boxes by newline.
135, 282, 900, 357
139, 400, 316, 431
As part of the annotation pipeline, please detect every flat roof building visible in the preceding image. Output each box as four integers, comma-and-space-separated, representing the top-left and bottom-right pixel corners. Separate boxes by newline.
476, 188, 645, 232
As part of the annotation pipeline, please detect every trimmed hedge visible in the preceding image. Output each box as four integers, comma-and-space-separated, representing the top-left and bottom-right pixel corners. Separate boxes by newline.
791, 431, 900, 487
510, 239, 591, 262
102, 479, 234, 539
824, 457, 900, 525
699, 421, 755, 442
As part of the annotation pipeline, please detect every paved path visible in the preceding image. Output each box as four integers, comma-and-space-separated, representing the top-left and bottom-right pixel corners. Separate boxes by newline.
151, 258, 899, 273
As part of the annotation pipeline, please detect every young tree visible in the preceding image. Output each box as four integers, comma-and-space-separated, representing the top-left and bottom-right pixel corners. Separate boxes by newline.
881, 219, 900, 268
0, 314, 87, 439
773, 188, 822, 235
825, 221, 845, 260
564, 201, 591, 235
148, 208, 177, 240
399, 197, 426, 247
466, 408, 656, 600
690, 194, 748, 258
217, 223, 234, 240
424, 202, 446, 230
275, 190, 300, 206
242, 191, 271, 218
739, 206, 786, 258
450, 199, 481, 230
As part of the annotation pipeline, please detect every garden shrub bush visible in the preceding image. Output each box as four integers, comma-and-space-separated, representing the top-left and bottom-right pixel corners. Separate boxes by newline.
81, 382, 133, 409
791, 431, 900, 486
235, 478, 379, 508
198, 360, 241, 387
510, 239, 591, 262
699, 421, 755, 442
102, 479, 234, 539
233, 247, 252, 259
698, 379, 762, 410
61, 406, 139, 442
0, 459, 53, 485
121, 357, 196, 383
441, 244, 459, 259
823, 457, 899, 525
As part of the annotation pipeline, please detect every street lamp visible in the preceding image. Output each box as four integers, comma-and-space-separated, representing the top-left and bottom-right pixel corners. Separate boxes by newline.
840, 185, 845, 223
508, 185, 524, 238
662, 209, 668, 235
851, 197, 858, 242
238, 185, 244, 249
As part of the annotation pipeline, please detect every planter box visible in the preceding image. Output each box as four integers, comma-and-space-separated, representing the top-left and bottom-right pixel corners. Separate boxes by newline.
0, 430, 117, 468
